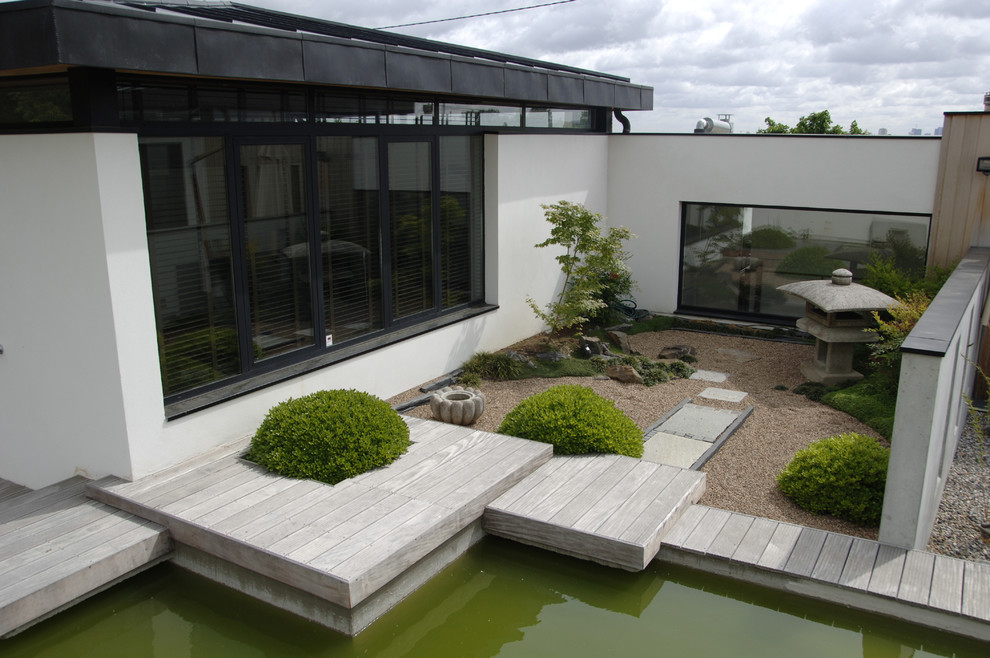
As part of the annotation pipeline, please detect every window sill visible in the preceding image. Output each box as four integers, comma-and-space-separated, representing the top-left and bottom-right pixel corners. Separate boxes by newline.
164, 304, 498, 420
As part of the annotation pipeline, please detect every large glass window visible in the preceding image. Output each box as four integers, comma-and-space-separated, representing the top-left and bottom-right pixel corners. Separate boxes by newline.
317, 136, 384, 344
439, 136, 484, 308
140, 131, 485, 400
238, 143, 314, 360
679, 203, 931, 320
141, 137, 238, 395
388, 141, 434, 319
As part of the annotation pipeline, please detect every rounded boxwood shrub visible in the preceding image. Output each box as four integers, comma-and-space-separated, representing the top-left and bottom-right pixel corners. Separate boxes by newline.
496, 384, 643, 457
247, 389, 410, 485
776, 433, 889, 526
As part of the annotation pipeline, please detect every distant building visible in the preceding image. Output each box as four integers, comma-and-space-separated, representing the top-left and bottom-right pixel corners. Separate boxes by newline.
910, 128, 923, 136
935, 127, 943, 136
878, 128, 889, 136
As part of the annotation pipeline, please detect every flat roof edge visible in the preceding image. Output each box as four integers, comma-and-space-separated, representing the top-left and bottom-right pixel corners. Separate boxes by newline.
0, 0, 653, 110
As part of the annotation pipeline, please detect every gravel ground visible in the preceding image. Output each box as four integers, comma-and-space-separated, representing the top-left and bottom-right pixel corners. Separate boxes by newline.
928, 421, 990, 561
390, 330, 884, 540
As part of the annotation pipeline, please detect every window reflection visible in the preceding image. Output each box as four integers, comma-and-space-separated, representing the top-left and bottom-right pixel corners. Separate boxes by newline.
679, 204, 931, 319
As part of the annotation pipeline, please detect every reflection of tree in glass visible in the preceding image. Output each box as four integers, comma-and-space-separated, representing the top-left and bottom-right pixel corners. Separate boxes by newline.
0, 88, 71, 123
690, 205, 742, 266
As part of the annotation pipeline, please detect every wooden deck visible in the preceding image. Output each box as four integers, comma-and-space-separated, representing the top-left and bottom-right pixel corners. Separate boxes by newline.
87, 417, 552, 631
484, 455, 707, 571
660, 505, 990, 642
0, 477, 170, 638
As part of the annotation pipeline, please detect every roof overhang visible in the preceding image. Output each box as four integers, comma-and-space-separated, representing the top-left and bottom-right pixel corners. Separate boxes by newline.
0, 0, 654, 111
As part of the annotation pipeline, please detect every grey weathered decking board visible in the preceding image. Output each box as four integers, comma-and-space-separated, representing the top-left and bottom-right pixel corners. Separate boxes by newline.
757, 522, 802, 570
782, 527, 828, 578
706, 513, 753, 559
962, 559, 990, 621
0, 478, 170, 638
0, 476, 90, 526
810, 533, 853, 584
897, 549, 935, 605
867, 544, 907, 598
929, 554, 965, 613
484, 455, 706, 571
660, 505, 990, 633
88, 418, 552, 610
0, 480, 29, 503
679, 506, 731, 554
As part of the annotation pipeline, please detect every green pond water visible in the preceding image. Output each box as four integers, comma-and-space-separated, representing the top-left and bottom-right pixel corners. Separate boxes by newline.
3, 538, 986, 657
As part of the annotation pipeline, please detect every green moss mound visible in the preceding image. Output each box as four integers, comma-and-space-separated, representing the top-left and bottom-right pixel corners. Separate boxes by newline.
496, 384, 643, 457
776, 433, 889, 526
247, 389, 410, 485
821, 378, 896, 439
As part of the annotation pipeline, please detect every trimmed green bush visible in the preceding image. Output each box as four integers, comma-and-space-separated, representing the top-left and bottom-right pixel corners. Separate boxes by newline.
496, 384, 643, 457
247, 389, 410, 485
776, 433, 889, 526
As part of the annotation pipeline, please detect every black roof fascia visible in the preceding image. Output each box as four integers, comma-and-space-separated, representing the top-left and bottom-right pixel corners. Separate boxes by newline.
0, 0, 653, 111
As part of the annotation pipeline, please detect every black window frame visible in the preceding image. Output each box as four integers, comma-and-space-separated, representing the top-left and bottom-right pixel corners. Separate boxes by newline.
128, 86, 498, 416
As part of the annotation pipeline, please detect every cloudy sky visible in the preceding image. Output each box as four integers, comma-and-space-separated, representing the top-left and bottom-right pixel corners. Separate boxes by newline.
238, 0, 989, 135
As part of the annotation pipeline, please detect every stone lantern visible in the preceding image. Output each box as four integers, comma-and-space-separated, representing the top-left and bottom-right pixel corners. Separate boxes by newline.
777, 269, 897, 386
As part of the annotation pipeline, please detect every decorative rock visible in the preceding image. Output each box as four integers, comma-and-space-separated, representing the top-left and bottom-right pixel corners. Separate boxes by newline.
658, 345, 696, 360
605, 364, 644, 385
605, 323, 634, 333
504, 350, 536, 368
581, 336, 605, 355
430, 386, 486, 425
606, 330, 634, 354
536, 351, 567, 362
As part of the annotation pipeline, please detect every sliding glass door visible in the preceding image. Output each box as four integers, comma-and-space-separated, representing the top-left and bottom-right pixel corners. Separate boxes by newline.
236, 141, 315, 361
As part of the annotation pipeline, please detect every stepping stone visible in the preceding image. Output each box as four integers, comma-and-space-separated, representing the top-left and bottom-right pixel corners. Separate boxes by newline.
690, 370, 727, 383
698, 387, 748, 403
657, 403, 739, 442
642, 432, 710, 469
716, 348, 761, 363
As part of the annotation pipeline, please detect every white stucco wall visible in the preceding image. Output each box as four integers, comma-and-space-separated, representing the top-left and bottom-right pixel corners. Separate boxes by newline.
7, 129, 939, 487
0, 133, 149, 488
605, 134, 942, 312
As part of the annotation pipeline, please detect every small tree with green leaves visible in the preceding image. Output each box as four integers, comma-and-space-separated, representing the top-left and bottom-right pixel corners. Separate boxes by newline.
758, 110, 868, 135
527, 201, 634, 335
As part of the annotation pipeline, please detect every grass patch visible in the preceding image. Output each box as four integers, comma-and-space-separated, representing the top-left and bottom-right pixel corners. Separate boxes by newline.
627, 315, 675, 334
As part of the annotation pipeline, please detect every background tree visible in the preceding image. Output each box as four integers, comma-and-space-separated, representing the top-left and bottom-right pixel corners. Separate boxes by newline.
758, 110, 868, 135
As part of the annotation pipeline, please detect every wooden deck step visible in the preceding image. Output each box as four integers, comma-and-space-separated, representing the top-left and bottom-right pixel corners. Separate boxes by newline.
0, 478, 170, 638
87, 419, 552, 613
660, 505, 990, 640
483, 455, 707, 571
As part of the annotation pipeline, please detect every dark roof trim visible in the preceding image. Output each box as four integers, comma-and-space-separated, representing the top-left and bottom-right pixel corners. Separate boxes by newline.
0, 0, 654, 111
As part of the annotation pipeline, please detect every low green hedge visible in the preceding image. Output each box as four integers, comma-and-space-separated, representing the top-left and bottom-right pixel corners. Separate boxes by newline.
496, 384, 643, 457
247, 389, 410, 485
776, 433, 889, 526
